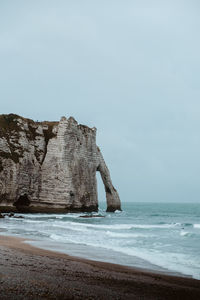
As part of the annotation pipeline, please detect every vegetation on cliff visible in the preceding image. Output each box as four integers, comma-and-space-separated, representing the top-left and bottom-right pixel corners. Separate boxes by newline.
0, 114, 58, 168
0, 114, 23, 164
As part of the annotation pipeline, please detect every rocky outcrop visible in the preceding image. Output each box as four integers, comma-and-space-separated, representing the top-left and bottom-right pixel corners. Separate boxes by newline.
0, 114, 121, 213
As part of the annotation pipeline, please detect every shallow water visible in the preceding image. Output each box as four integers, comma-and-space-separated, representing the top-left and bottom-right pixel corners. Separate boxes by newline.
0, 202, 200, 279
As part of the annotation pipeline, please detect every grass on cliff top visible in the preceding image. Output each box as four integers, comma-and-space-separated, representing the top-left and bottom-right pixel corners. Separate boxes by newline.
0, 114, 58, 146
0, 114, 58, 128
0, 114, 58, 166
0, 114, 21, 134
0, 114, 58, 134
0, 114, 26, 164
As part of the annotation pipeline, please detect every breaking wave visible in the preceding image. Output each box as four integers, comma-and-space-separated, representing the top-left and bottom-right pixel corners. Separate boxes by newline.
194, 224, 200, 229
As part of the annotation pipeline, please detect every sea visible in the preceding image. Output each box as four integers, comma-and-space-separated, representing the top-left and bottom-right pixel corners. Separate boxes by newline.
0, 202, 200, 280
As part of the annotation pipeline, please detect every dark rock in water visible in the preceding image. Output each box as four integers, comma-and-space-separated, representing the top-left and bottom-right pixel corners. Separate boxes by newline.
8, 213, 14, 217
0, 114, 121, 213
80, 215, 105, 218
3, 213, 24, 219
0, 213, 4, 218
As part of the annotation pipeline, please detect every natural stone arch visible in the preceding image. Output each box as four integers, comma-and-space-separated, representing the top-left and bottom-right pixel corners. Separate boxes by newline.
0, 114, 121, 213
96, 151, 121, 212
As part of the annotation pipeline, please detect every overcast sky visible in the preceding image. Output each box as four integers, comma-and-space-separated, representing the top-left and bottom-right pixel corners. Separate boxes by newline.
1, 0, 200, 203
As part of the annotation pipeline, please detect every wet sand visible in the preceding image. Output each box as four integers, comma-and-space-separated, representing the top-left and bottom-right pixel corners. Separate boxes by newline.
0, 235, 200, 299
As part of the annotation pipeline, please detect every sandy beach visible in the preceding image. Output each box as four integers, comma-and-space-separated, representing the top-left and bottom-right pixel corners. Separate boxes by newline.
0, 235, 199, 299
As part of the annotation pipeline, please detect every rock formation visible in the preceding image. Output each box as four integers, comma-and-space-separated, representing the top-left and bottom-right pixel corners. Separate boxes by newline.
0, 114, 121, 213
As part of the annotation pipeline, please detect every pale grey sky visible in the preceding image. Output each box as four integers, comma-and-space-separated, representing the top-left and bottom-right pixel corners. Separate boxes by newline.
1, 0, 200, 203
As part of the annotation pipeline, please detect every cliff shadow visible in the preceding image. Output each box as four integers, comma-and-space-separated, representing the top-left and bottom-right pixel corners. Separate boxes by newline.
14, 194, 31, 212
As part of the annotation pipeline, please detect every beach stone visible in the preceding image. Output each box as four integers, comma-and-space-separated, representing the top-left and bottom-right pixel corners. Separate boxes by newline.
0, 114, 121, 213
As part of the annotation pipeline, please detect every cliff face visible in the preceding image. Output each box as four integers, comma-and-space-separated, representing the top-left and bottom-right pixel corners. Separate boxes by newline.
0, 114, 121, 213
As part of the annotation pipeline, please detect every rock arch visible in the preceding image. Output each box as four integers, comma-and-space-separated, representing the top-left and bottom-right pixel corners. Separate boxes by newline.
97, 150, 121, 212
0, 114, 121, 213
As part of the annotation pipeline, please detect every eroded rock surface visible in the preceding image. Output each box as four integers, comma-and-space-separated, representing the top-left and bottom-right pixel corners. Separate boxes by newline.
0, 114, 121, 213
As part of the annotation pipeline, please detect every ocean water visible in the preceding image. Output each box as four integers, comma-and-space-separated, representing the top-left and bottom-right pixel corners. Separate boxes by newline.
0, 202, 200, 280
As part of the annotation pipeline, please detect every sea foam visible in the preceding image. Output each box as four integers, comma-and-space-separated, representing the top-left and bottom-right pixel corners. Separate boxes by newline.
194, 224, 200, 229
1, 203, 200, 280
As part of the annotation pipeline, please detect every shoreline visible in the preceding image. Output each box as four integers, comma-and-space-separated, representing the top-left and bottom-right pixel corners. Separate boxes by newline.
0, 230, 190, 279
0, 235, 200, 299
24, 236, 188, 278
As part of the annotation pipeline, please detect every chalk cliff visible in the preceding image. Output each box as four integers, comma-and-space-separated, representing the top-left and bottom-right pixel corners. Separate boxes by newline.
0, 114, 121, 213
